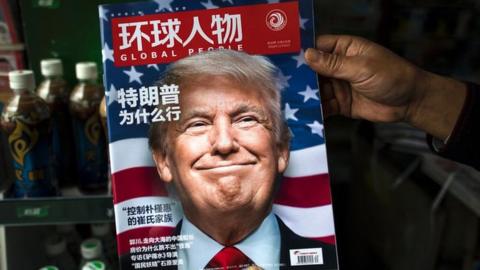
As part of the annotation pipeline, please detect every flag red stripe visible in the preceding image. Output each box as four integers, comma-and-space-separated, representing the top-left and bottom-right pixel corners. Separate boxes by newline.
112, 167, 168, 203
117, 226, 176, 255
274, 174, 332, 207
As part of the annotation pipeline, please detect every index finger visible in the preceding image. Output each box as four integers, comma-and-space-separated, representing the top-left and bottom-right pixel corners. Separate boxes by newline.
316, 35, 362, 55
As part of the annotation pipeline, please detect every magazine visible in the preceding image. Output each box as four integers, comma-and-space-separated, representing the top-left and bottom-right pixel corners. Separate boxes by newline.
99, 0, 338, 269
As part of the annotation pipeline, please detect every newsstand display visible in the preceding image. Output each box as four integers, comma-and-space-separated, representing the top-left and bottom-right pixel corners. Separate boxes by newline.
1, 0, 480, 270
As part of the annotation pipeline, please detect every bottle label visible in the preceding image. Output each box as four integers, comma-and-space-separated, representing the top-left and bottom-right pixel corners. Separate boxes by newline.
72, 112, 108, 190
8, 119, 56, 197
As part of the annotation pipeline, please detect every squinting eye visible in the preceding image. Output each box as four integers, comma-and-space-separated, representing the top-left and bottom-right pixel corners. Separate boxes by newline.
191, 122, 206, 127
235, 116, 258, 127
185, 121, 210, 132
240, 116, 256, 122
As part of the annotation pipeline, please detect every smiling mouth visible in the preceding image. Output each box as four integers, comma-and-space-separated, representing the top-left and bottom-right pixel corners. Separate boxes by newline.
195, 162, 256, 170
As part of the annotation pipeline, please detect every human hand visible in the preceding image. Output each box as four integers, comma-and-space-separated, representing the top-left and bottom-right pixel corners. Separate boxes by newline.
305, 35, 424, 123
305, 35, 466, 140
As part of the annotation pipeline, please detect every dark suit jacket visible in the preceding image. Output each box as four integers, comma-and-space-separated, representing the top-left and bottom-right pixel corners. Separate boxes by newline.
120, 215, 338, 269
276, 216, 338, 269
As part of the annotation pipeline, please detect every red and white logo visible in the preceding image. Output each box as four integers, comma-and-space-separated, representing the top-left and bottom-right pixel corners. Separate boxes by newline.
266, 9, 287, 31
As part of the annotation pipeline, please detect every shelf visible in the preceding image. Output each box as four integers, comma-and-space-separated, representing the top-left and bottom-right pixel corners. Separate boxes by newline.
0, 194, 114, 226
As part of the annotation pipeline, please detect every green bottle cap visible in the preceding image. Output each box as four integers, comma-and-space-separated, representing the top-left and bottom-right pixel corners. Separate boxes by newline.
39, 266, 59, 270
82, 260, 106, 270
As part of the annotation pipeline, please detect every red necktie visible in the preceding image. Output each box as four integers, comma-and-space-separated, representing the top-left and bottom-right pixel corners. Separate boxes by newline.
204, 246, 255, 270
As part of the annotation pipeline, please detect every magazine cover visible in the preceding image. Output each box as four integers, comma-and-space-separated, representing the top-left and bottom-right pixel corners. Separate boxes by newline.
99, 0, 338, 269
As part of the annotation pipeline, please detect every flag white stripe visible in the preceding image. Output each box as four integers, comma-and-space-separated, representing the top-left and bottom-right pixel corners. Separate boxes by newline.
110, 138, 154, 174
273, 203, 335, 237
110, 138, 328, 177
284, 144, 329, 177
114, 196, 335, 238
114, 196, 183, 234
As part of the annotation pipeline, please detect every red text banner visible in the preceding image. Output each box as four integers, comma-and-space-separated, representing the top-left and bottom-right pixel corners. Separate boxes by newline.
111, 1, 300, 66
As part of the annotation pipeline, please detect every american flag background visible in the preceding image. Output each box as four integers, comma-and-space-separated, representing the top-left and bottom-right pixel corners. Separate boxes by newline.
99, 0, 336, 264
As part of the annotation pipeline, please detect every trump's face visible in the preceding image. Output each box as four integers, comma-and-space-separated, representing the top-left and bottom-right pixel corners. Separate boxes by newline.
153, 75, 289, 218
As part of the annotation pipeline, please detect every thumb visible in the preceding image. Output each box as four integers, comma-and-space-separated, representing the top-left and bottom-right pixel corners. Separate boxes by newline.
305, 48, 354, 81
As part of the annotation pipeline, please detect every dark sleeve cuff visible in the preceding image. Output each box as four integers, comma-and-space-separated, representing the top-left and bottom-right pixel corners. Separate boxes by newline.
427, 81, 480, 170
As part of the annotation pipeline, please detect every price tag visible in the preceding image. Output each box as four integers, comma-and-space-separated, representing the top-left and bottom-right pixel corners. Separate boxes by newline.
17, 205, 49, 218
33, 0, 60, 9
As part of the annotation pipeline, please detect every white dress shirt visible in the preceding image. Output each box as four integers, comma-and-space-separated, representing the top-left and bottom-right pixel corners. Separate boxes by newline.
178, 212, 281, 270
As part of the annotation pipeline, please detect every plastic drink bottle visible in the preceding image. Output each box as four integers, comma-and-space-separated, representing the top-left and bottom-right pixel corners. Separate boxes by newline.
44, 234, 76, 269
0, 70, 57, 197
56, 224, 82, 263
69, 62, 107, 193
37, 59, 75, 187
91, 223, 117, 267
79, 238, 109, 270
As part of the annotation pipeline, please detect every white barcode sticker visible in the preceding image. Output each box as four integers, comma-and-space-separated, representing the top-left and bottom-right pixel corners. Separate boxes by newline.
289, 248, 324, 266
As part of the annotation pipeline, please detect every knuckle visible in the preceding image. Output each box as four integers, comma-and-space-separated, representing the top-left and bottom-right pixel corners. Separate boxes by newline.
325, 54, 343, 74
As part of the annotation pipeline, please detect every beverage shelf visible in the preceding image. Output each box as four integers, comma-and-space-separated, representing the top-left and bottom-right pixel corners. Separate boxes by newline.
0, 188, 114, 226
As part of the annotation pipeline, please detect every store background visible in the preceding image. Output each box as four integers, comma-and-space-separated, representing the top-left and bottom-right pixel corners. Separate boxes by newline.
0, 0, 479, 269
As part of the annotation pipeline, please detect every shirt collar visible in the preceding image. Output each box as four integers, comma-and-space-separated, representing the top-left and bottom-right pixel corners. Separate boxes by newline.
178, 213, 280, 270
235, 213, 280, 269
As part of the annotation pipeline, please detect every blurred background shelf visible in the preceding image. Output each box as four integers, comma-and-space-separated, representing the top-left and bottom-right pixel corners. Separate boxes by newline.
0, 190, 114, 226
